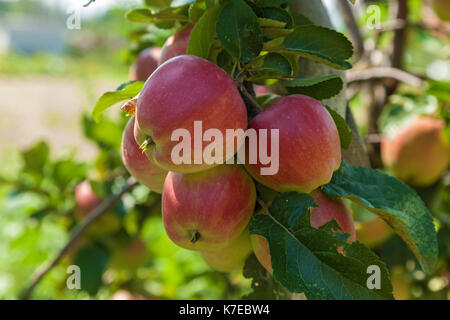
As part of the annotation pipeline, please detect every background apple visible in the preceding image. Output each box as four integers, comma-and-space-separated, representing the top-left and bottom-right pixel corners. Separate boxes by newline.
129, 48, 161, 81
356, 216, 393, 247
252, 190, 355, 274
381, 116, 449, 187
244, 94, 341, 194
162, 165, 256, 251
201, 227, 253, 272
430, 0, 450, 21
135, 55, 248, 173
159, 24, 193, 65
74, 180, 121, 235
121, 116, 168, 193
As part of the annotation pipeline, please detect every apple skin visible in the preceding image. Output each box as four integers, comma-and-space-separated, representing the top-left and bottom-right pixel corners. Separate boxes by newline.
251, 190, 355, 274
121, 116, 168, 193
74, 180, 121, 235
135, 55, 248, 173
201, 227, 253, 272
162, 165, 256, 251
381, 116, 449, 187
129, 48, 161, 81
244, 94, 341, 194
430, 0, 450, 21
159, 25, 193, 65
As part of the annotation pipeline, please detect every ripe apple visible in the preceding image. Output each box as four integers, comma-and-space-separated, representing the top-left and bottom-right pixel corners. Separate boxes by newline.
356, 216, 393, 247
381, 116, 449, 187
430, 0, 450, 21
74, 180, 121, 235
244, 94, 341, 193
159, 24, 193, 65
162, 165, 256, 251
201, 227, 253, 272
129, 48, 161, 81
252, 190, 355, 274
135, 55, 248, 173
121, 116, 168, 193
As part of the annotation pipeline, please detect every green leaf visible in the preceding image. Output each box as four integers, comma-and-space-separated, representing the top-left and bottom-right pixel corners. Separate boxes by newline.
284, 74, 344, 100
144, 0, 172, 8
427, 80, 450, 103
283, 25, 353, 70
92, 81, 144, 123
248, 52, 292, 80
187, 5, 221, 59
73, 244, 109, 295
250, 192, 394, 299
125, 7, 190, 24
260, 7, 293, 29
254, 0, 291, 7
216, 0, 263, 63
188, 0, 206, 22
324, 105, 353, 150
258, 18, 286, 28
323, 161, 439, 274
22, 141, 50, 174
242, 254, 289, 300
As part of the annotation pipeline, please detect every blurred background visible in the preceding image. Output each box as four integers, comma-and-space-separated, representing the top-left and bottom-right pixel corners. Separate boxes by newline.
0, 0, 448, 300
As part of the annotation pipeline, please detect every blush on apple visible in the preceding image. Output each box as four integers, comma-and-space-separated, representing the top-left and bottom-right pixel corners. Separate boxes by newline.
135, 55, 247, 173
129, 48, 161, 81
244, 94, 341, 194
162, 165, 256, 251
121, 116, 168, 193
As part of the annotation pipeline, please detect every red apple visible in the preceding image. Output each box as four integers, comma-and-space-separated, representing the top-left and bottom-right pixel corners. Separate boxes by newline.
162, 165, 256, 251
244, 94, 341, 193
121, 116, 168, 193
159, 24, 193, 65
201, 227, 253, 272
253, 84, 269, 96
135, 55, 248, 173
74, 180, 121, 235
75, 179, 102, 215
252, 190, 355, 274
129, 48, 161, 81
381, 116, 449, 187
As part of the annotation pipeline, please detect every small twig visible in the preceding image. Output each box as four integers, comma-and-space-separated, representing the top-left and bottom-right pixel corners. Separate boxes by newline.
20, 178, 138, 300
83, 0, 95, 8
257, 197, 270, 214
347, 67, 424, 87
337, 0, 365, 59
235, 81, 263, 117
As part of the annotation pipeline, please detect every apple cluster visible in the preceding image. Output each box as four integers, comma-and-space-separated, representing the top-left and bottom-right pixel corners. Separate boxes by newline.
119, 25, 357, 273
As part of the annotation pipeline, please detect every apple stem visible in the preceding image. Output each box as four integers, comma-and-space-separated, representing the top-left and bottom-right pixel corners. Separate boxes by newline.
140, 136, 153, 152
189, 230, 201, 243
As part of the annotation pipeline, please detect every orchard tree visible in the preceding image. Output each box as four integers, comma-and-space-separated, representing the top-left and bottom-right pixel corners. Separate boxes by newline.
19, 0, 449, 300
90, 0, 439, 300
